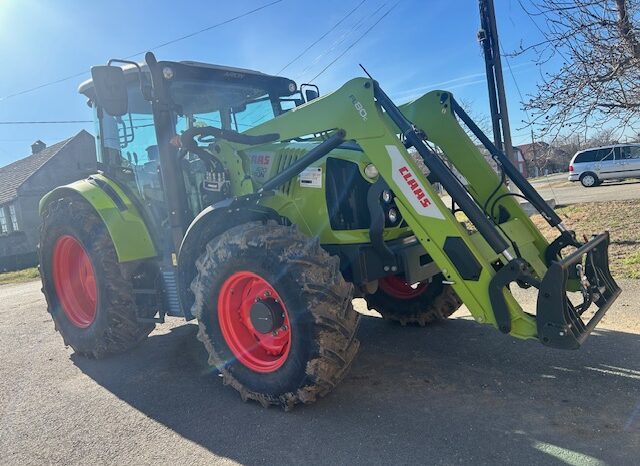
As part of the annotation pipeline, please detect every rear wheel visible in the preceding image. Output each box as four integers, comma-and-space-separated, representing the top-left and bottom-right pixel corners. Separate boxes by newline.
39, 196, 154, 358
365, 274, 461, 326
580, 172, 599, 187
192, 221, 360, 410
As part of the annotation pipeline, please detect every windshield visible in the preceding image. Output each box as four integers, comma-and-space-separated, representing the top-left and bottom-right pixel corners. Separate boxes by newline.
95, 75, 301, 222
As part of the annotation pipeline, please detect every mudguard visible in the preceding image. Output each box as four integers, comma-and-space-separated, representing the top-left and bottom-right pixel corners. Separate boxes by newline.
39, 174, 157, 263
177, 199, 284, 318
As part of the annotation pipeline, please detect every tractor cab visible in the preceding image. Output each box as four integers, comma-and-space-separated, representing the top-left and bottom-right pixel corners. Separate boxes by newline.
79, 59, 310, 230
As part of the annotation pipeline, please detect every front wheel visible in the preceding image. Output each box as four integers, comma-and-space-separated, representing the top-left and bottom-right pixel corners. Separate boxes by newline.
365, 274, 461, 326
191, 222, 360, 410
39, 196, 154, 358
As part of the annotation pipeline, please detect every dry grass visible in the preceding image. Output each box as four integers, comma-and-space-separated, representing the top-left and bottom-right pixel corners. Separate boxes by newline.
530, 200, 640, 279
0, 267, 40, 285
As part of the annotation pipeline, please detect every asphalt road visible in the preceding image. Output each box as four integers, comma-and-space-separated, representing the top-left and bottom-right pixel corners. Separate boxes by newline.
529, 175, 640, 205
1, 280, 639, 465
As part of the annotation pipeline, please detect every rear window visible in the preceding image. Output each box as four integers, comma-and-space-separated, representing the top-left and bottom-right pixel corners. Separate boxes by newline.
574, 150, 597, 163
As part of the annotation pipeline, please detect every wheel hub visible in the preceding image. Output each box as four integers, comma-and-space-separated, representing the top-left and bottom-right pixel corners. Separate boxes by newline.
217, 271, 292, 373
250, 299, 285, 334
378, 275, 428, 300
51, 235, 97, 328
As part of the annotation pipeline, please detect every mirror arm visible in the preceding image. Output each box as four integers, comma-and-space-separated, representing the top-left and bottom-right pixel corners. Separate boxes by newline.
107, 58, 152, 101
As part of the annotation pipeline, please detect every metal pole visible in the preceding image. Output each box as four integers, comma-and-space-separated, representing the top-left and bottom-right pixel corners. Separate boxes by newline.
479, 0, 518, 168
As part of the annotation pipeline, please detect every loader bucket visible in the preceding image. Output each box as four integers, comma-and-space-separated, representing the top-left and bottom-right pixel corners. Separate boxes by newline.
536, 232, 620, 350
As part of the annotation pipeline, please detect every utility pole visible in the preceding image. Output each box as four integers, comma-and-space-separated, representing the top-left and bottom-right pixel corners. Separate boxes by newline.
478, 0, 517, 168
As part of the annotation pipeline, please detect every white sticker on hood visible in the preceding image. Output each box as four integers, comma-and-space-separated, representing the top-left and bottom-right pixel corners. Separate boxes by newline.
387, 145, 445, 219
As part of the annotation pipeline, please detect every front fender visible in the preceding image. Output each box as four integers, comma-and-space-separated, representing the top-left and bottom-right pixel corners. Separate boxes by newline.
39, 174, 157, 263
177, 201, 284, 319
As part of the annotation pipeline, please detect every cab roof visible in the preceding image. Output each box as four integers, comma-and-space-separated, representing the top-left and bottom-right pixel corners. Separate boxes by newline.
78, 60, 297, 101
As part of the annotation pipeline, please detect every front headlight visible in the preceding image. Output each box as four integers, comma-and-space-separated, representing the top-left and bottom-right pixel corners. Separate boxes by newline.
364, 163, 379, 179
387, 208, 399, 224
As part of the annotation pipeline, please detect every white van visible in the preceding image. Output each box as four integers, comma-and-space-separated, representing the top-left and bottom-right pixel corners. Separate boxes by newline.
568, 144, 640, 187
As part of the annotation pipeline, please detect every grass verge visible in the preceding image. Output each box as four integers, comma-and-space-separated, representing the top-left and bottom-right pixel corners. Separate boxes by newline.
0, 267, 40, 285
530, 200, 640, 279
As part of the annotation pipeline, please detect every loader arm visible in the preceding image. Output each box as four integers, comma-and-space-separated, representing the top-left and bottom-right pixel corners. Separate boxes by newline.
238, 77, 619, 348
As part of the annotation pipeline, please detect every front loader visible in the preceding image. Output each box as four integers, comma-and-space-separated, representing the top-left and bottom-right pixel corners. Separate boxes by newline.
39, 53, 620, 409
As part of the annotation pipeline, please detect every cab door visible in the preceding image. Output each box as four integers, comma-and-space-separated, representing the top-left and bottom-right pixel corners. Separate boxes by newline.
618, 145, 640, 177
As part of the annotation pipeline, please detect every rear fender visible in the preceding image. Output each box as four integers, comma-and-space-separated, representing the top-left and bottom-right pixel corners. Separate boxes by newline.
39, 174, 157, 263
177, 202, 284, 319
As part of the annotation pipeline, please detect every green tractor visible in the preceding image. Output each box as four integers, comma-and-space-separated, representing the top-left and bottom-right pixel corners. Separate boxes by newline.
39, 53, 620, 409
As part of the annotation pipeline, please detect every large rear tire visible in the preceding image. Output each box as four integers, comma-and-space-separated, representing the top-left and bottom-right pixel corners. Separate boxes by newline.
365, 274, 461, 326
191, 221, 360, 410
39, 196, 154, 358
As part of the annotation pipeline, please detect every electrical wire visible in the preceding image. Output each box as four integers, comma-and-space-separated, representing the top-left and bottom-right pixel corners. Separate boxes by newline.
308, 0, 402, 82
0, 1, 283, 103
276, 0, 368, 75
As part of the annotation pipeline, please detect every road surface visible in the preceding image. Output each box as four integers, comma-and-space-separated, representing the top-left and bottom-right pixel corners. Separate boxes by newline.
1, 280, 639, 465
530, 174, 640, 205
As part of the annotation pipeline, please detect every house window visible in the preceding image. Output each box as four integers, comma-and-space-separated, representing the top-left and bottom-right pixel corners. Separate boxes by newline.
0, 208, 7, 234
8, 204, 18, 231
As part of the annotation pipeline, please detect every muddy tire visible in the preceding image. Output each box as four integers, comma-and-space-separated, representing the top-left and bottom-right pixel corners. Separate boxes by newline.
365, 274, 461, 326
39, 196, 154, 358
191, 221, 360, 410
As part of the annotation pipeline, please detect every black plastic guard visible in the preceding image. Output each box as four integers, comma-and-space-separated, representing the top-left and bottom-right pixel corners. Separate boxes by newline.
537, 232, 621, 350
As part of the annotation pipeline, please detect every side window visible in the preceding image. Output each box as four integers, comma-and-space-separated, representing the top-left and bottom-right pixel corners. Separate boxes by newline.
575, 150, 595, 163
620, 146, 640, 160
596, 147, 614, 161
0, 208, 7, 234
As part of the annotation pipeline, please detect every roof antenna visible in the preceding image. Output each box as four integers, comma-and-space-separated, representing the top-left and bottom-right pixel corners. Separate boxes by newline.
359, 64, 373, 80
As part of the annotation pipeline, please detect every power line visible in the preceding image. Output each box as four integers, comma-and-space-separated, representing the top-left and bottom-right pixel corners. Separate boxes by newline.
309, 0, 402, 82
124, 0, 283, 58
276, 0, 368, 75
0, 1, 283, 103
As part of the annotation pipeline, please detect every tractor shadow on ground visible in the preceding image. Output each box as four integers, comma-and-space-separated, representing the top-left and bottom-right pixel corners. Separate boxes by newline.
72, 315, 640, 465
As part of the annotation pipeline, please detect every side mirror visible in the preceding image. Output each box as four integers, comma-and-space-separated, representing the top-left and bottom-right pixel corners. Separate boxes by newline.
305, 89, 319, 102
91, 65, 128, 116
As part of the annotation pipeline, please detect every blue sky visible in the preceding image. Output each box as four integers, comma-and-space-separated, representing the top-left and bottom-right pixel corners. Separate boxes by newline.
0, 0, 546, 165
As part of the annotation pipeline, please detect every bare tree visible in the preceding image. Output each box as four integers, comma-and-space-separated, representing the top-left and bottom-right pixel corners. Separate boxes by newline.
513, 0, 640, 139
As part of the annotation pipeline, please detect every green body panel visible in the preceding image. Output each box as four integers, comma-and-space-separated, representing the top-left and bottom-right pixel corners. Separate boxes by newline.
39, 174, 157, 262
209, 126, 412, 245
239, 78, 540, 339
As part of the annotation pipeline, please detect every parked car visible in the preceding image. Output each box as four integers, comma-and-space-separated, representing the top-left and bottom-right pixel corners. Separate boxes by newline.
568, 143, 640, 187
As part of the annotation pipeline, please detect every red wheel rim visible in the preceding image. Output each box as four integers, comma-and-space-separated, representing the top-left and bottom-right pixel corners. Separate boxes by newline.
378, 275, 427, 300
52, 235, 97, 328
217, 271, 292, 373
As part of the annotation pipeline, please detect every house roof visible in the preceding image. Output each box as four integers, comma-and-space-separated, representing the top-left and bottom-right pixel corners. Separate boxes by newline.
0, 130, 90, 205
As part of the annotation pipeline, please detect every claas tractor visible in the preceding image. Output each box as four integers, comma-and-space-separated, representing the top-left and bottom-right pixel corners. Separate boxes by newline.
38, 52, 620, 409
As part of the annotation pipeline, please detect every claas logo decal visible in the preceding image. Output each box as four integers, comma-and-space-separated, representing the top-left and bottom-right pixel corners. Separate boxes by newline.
387, 145, 444, 220
398, 166, 431, 207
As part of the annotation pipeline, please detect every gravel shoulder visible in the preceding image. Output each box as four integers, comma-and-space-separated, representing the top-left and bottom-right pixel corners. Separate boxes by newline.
1, 279, 639, 465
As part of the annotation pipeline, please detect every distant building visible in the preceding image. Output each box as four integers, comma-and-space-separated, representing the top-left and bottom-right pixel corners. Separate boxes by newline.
0, 130, 96, 271
517, 142, 571, 176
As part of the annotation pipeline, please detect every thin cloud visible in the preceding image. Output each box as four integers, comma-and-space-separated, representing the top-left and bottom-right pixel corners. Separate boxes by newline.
392, 61, 534, 102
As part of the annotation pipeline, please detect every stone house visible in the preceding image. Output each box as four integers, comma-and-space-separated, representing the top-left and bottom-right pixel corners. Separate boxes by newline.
0, 130, 96, 271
